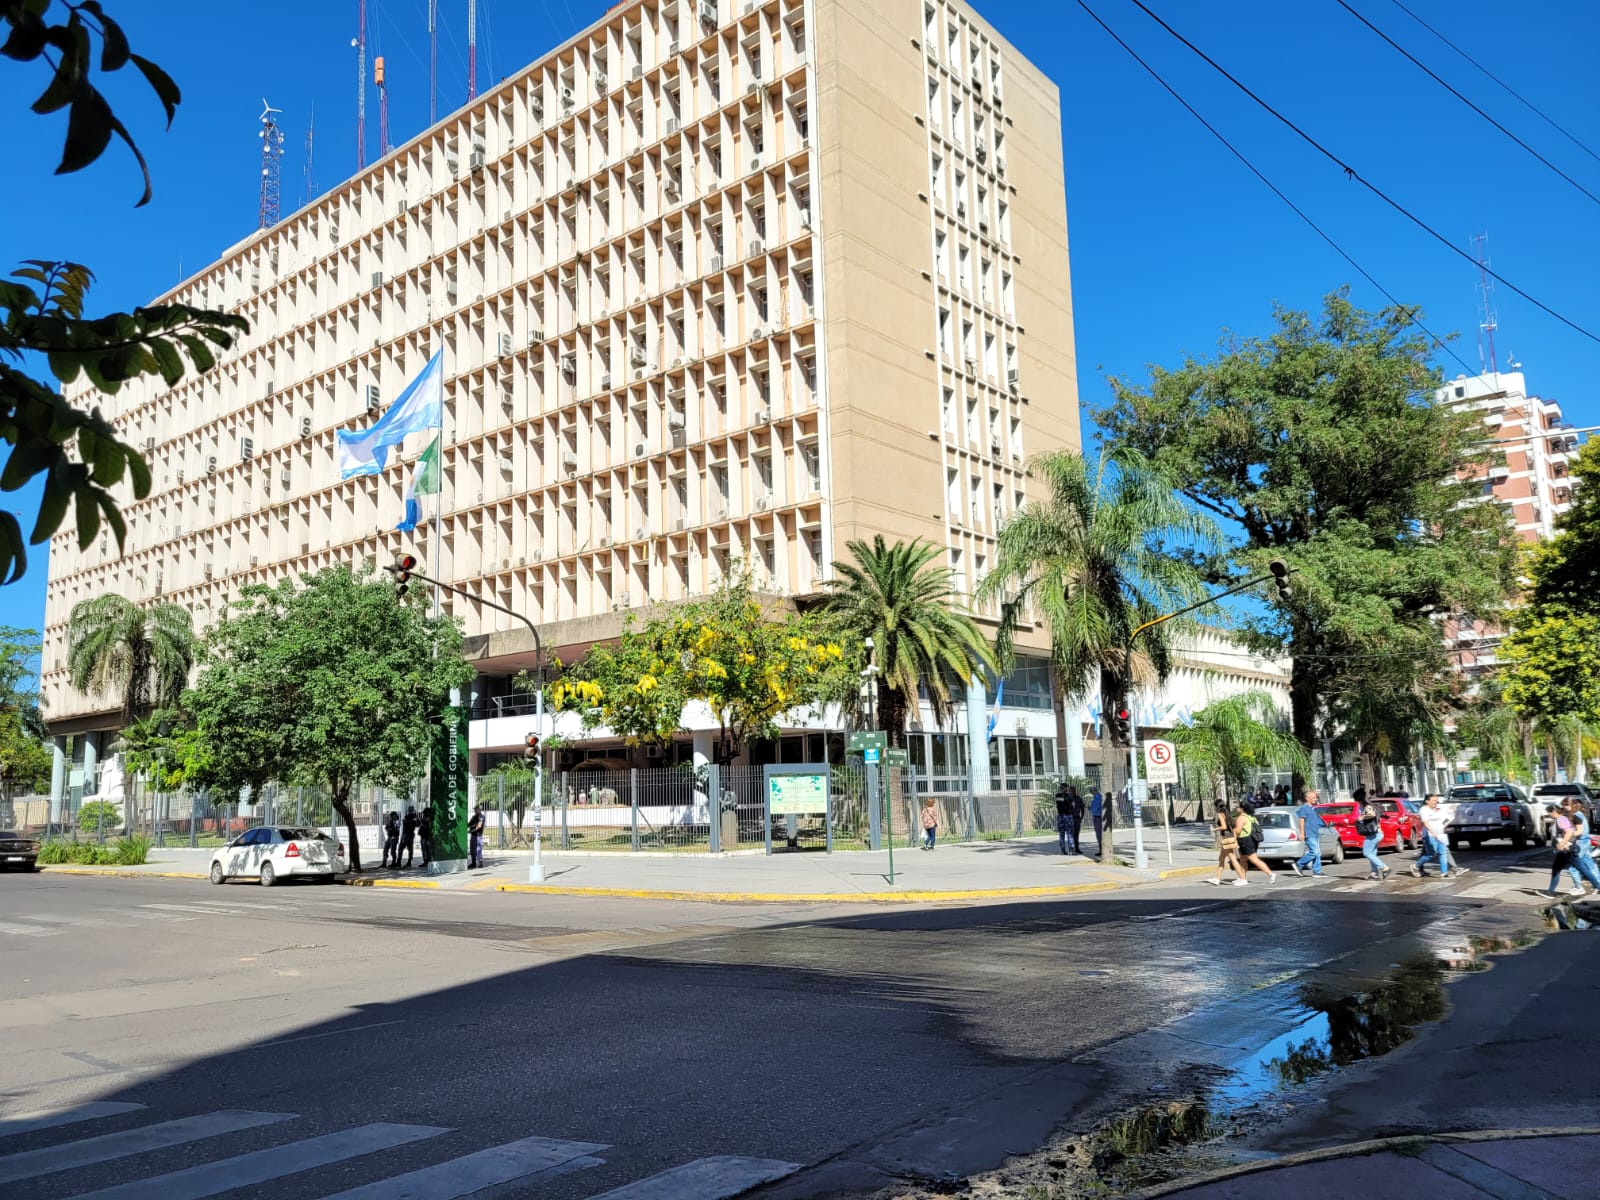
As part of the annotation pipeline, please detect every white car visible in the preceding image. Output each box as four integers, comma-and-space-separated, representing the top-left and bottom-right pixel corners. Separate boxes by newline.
210, 826, 349, 886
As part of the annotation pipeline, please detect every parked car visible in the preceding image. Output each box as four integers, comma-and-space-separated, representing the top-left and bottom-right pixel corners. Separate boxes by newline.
1530, 783, 1596, 841
1316, 802, 1412, 852
0, 830, 40, 872
1375, 799, 1420, 849
1251, 806, 1345, 865
1447, 782, 1539, 850
209, 826, 348, 886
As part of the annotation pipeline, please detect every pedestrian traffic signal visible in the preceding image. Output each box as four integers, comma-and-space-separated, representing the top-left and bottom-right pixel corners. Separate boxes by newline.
1268, 559, 1292, 600
389, 553, 418, 598
523, 732, 540, 760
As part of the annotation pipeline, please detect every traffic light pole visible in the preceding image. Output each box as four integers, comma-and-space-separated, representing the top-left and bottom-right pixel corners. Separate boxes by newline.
1122, 563, 1294, 869
385, 561, 547, 880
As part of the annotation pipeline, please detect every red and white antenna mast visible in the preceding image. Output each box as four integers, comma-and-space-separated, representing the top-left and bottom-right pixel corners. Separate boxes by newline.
428, 0, 438, 124
257, 99, 284, 229
354, 0, 367, 170
467, 0, 478, 102
376, 56, 391, 154
1472, 231, 1498, 376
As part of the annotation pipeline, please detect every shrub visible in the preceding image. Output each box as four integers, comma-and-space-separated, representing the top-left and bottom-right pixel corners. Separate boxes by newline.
115, 836, 152, 865
76, 800, 122, 834
37, 841, 69, 864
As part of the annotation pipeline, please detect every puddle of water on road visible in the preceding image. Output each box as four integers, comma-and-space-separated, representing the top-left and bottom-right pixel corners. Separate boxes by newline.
1542, 902, 1594, 931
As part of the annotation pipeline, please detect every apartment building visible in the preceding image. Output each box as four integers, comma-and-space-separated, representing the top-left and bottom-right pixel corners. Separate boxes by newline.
39, 0, 1078, 799
1438, 369, 1581, 678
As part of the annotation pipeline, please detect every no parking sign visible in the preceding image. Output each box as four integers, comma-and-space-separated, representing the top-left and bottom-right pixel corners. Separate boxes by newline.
1144, 739, 1179, 784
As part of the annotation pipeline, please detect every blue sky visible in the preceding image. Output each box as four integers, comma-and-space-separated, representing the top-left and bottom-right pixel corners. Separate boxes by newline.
3, 0, 1597, 645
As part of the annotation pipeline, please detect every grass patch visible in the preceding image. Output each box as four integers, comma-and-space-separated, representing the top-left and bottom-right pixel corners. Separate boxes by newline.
37, 837, 153, 866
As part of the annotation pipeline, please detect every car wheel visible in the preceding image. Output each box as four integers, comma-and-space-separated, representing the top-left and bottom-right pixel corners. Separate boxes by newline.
260, 861, 276, 888
1331, 841, 1345, 865
209, 861, 226, 885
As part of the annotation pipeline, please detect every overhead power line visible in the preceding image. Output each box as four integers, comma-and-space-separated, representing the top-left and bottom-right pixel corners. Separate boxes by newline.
1386, 0, 1600, 172
1070, 0, 1478, 379
1120, 0, 1600, 350
1334, 0, 1600, 209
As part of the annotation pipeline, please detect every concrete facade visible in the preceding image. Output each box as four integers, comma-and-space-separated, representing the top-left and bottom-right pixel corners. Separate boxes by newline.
38, 0, 1078, 782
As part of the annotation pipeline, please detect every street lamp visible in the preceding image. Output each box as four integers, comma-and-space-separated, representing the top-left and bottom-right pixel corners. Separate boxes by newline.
861, 636, 879, 731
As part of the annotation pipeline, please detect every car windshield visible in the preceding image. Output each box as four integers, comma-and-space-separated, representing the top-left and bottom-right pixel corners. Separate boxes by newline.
0, 830, 20, 839
1534, 785, 1580, 795
1451, 786, 1504, 800
1257, 811, 1292, 829
277, 828, 319, 840
1316, 804, 1354, 815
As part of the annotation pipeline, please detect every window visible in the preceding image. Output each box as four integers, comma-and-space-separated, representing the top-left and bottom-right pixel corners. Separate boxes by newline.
935, 230, 948, 278
931, 155, 944, 203
937, 307, 951, 355
957, 244, 970, 291
941, 386, 955, 434
980, 258, 992, 304
951, 96, 963, 143
928, 79, 941, 124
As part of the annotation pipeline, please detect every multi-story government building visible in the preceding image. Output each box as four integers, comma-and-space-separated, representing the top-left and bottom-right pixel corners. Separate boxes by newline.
39, 0, 1080, 803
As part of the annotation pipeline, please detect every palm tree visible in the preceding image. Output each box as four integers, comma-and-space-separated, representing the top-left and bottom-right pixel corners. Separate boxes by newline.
66, 594, 196, 727
977, 447, 1214, 861
819, 536, 994, 747
1455, 678, 1532, 781
1169, 691, 1310, 812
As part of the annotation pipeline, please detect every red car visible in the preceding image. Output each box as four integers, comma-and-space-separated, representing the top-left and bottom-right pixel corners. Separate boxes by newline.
1315, 803, 1409, 852
1375, 799, 1420, 849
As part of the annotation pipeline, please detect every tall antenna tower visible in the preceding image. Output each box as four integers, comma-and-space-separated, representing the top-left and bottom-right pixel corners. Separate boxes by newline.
304, 105, 316, 204
467, 0, 477, 102
257, 100, 285, 229
376, 56, 391, 154
1472, 231, 1498, 375
429, 0, 438, 124
354, 0, 367, 170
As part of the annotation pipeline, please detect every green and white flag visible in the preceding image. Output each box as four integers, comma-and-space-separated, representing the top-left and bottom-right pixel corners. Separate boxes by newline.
395, 435, 440, 531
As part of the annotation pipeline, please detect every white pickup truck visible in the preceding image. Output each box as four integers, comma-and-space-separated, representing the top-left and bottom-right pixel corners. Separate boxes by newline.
1447, 782, 1540, 851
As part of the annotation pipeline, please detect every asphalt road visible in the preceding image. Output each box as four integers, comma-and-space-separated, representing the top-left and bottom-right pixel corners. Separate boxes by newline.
0, 843, 1566, 1200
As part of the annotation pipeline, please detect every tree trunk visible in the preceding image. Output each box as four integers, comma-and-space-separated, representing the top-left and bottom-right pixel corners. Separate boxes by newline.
878, 681, 908, 748
1099, 674, 1122, 865
332, 779, 362, 871
1288, 664, 1320, 802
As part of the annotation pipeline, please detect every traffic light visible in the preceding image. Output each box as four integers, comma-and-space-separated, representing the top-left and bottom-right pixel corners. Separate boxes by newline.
1111, 705, 1132, 742
1268, 559, 1293, 601
390, 553, 418, 598
523, 732, 541, 760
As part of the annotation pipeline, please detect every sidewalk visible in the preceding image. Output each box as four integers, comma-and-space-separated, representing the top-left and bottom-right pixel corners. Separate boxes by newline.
40, 822, 1221, 900
1134, 1129, 1599, 1199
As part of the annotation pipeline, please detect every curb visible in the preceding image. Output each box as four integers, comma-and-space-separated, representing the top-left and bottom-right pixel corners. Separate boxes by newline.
492, 880, 1125, 904
40, 865, 208, 880
335, 876, 442, 889
1122, 1126, 1600, 1199
1156, 864, 1215, 880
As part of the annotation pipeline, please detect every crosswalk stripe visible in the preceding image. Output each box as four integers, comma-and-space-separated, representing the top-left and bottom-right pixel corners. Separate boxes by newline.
314, 1135, 609, 1200
0, 1109, 295, 1185
70, 1122, 449, 1200
0, 1102, 144, 1139
0, 919, 57, 937
126, 910, 195, 922
14, 912, 132, 928
1459, 879, 1515, 897
582, 1155, 800, 1200
141, 903, 256, 916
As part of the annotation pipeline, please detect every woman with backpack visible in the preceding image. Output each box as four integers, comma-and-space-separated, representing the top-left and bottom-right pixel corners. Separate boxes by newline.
1234, 802, 1276, 882
1206, 801, 1249, 886
1354, 787, 1390, 880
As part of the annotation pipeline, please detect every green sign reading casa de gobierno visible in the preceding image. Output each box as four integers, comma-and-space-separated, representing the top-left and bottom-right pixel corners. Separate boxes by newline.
768, 771, 828, 815
429, 704, 470, 861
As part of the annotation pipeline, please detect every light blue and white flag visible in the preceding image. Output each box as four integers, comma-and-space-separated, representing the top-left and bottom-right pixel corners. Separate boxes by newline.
336, 351, 444, 478
986, 678, 1006, 742
395, 435, 441, 533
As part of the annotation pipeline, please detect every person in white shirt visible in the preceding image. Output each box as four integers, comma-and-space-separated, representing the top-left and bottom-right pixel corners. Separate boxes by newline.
1410, 794, 1468, 880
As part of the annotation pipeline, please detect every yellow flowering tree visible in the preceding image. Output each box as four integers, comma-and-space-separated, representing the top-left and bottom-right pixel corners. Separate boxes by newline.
535, 573, 856, 764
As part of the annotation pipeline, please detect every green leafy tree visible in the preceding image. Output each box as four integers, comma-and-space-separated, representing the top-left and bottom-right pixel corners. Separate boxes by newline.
1525, 439, 1600, 615
0, 4, 246, 583
1454, 677, 1532, 782
0, 626, 45, 742
66, 593, 194, 725
185, 565, 473, 870
976, 447, 1214, 861
1500, 612, 1600, 730
1097, 292, 1517, 782
76, 797, 120, 834
0, 708, 52, 801
1168, 691, 1310, 810
818, 536, 994, 747
543, 571, 855, 766
116, 706, 213, 793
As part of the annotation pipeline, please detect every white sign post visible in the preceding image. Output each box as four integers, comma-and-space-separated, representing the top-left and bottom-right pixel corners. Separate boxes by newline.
1144, 740, 1179, 865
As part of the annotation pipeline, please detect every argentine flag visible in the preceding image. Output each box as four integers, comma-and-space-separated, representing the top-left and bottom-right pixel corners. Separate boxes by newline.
337, 351, 444, 478
395, 436, 441, 532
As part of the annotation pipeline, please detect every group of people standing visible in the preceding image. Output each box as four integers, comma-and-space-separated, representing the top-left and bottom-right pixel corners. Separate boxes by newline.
1052, 783, 1106, 856
379, 806, 431, 869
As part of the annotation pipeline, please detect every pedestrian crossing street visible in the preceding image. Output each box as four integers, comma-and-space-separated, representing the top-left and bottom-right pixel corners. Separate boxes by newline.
0, 1102, 799, 1200
1194, 865, 1560, 902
